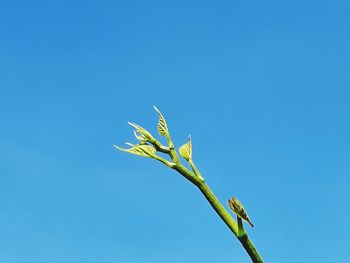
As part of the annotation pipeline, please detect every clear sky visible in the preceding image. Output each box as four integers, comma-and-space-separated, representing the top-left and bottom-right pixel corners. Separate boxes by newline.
1, 0, 349, 262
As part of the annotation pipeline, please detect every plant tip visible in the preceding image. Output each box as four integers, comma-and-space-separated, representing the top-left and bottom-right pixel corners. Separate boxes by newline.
153, 105, 160, 113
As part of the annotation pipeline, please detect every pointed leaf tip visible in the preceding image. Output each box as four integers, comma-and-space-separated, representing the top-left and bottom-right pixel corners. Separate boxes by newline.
128, 122, 139, 129
114, 145, 126, 151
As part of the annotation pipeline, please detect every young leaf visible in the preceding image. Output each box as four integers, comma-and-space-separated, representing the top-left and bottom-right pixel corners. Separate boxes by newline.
128, 122, 155, 142
114, 144, 156, 158
153, 106, 168, 136
133, 129, 146, 141
179, 135, 192, 161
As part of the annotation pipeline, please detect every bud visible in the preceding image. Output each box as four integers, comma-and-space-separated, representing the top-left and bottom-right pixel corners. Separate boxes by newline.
228, 197, 254, 227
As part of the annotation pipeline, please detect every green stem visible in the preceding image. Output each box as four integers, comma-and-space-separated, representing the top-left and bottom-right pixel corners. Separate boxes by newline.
237, 216, 245, 237
197, 182, 263, 263
188, 159, 204, 181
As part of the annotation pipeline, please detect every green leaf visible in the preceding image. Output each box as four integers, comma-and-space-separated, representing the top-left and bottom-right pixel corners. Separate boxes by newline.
153, 106, 168, 136
179, 135, 192, 161
133, 129, 146, 141
114, 144, 156, 158
128, 122, 155, 142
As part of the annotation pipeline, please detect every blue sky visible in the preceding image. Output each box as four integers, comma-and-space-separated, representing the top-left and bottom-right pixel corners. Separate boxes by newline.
1, 0, 349, 262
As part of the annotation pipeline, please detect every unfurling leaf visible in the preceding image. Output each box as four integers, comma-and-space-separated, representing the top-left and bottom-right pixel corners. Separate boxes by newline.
114, 144, 156, 158
179, 135, 192, 161
128, 122, 155, 142
228, 197, 254, 227
153, 106, 168, 136
133, 129, 146, 141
